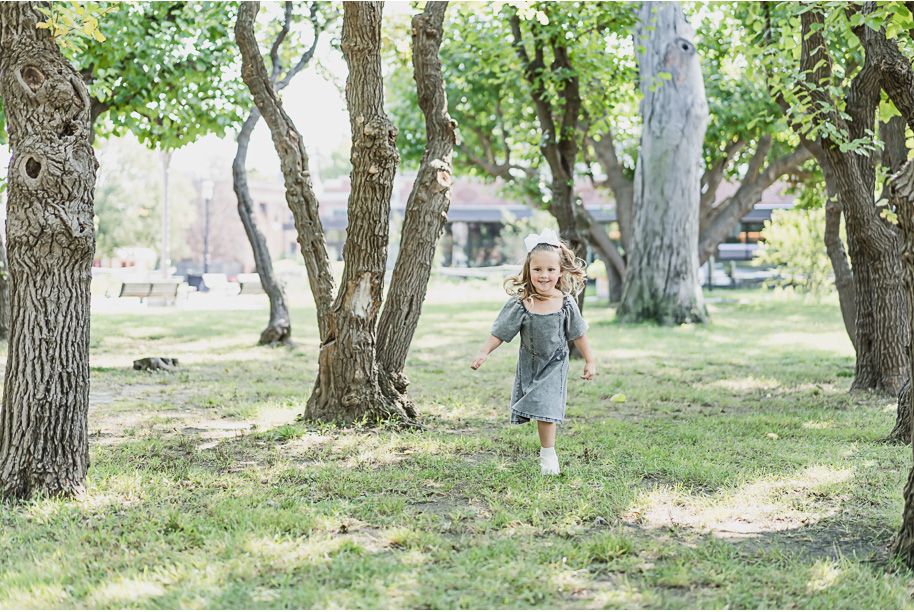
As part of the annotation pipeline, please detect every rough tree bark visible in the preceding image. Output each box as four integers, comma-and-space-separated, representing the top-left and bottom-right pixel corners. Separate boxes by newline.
888, 159, 914, 563
800, 7, 907, 394
0, 232, 10, 341
0, 3, 97, 499
585, 129, 631, 301
303, 0, 402, 422
236, 2, 336, 343
240, 2, 456, 424
375, 1, 456, 415
234, 2, 326, 347
618, 2, 708, 325
821, 160, 856, 350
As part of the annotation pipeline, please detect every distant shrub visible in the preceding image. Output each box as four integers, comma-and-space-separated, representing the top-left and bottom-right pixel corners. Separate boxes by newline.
753, 208, 834, 295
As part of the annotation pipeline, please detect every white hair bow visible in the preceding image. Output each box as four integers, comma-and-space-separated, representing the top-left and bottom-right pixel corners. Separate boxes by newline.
524, 228, 561, 253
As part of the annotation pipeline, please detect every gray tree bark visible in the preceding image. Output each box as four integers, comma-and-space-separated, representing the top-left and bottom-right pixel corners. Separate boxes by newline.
799, 7, 907, 395
888, 159, 914, 563
0, 3, 97, 499
508, 7, 587, 287
236, 2, 336, 342
375, 1, 456, 416
304, 1, 401, 422
233, 2, 326, 347
0, 232, 10, 341
238, 2, 455, 424
619, 2, 708, 325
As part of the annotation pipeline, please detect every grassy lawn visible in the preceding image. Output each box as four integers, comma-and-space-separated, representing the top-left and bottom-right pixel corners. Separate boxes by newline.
2, 284, 914, 609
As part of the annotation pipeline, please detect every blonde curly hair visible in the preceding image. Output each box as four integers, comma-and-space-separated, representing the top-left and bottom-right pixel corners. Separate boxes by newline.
504, 242, 587, 301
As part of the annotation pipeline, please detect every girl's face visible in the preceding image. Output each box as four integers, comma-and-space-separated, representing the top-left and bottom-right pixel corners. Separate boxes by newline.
528, 250, 562, 295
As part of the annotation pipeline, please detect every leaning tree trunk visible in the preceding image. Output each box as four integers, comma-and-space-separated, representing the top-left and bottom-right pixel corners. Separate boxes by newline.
234, 1, 325, 348
0, 3, 97, 499
618, 2, 708, 325
304, 1, 402, 422
889, 159, 914, 563
233, 107, 293, 346
375, 1, 455, 418
236, 2, 336, 342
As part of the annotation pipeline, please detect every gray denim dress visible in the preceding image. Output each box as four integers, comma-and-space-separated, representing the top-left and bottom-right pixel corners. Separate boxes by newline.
490, 294, 588, 425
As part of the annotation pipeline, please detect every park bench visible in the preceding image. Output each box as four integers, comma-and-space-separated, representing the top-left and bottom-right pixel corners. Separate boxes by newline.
237, 273, 265, 295
118, 280, 182, 305
201, 273, 240, 295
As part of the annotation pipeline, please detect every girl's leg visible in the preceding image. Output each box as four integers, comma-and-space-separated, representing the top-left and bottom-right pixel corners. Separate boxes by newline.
536, 420, 556, 448
536, 420, 559, 475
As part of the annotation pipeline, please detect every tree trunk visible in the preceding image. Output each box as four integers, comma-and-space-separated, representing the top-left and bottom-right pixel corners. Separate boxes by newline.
821, 161, 856, 350
375, 1, 455, 416
304, 1, 402, 423
0, 231, 10, 341
233, 2, 326, 348
888, 159, 914, 563
507, 9, 588, 284
233, 107, 293, 346
235, 2, 336, 341
618, 2, 708, 325
0, 3, 97, 499
800, 7, 907, 394
887, 379, 911, 444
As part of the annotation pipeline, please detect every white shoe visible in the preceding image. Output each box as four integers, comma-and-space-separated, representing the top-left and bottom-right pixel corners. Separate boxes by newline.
540, 447, 560, 475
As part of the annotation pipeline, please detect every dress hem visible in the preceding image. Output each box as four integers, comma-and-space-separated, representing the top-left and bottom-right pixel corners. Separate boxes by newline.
510, 408, 564, 425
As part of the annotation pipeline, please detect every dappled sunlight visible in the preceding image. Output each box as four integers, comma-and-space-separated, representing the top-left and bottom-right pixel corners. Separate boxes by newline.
700, 376, 781, 392
631, 465, 855, 538
806, 560, 844, 593
759, 332, 854, 356
802, 421, 834, 430
2, 582, 69, 609
89, 578, 166, 608
607, 348, 662, 362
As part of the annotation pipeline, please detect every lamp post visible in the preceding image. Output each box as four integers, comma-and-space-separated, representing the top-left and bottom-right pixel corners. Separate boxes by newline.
202, 179, 215, 274
160, 151, 171, 277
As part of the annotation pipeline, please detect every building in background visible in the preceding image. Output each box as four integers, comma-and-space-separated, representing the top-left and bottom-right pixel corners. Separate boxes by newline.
174, 171, 795, 275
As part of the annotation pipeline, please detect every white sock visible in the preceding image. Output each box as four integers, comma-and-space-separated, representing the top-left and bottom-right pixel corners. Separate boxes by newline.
540, 446, 559, 475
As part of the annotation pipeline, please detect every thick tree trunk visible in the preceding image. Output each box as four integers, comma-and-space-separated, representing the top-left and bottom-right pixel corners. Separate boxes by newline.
375, 2, 454, 416
0, 232, 10, 341
618, 2, 708, 325
889, 160, 914, 563
0, 3, 97, 499
800, 8, 907, 394
234, 108, 292, 346
235, 2, 335, 341
304, 2, 401, 423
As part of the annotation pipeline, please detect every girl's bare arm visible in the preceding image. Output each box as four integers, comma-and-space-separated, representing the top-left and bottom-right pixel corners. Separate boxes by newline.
471, 335, 504, 370
573, 333, 596, 380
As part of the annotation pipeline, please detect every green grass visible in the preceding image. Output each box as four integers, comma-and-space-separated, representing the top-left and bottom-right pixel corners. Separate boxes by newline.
2, 286, 914, 608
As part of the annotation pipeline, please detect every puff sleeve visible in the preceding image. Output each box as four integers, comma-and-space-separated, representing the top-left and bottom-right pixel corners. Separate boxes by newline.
490, 297, 525, 342
564, 296, 589, 340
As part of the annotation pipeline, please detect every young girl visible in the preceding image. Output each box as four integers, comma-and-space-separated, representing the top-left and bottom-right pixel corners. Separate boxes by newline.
471, 228, 596, 475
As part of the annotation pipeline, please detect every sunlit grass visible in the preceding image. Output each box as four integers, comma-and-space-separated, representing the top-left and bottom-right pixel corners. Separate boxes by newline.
1, 282, 913, 608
